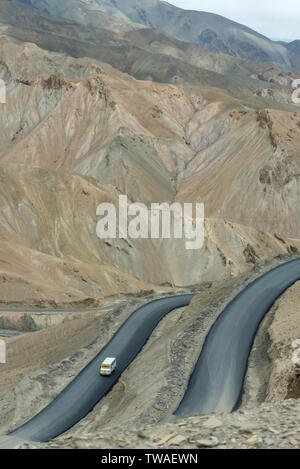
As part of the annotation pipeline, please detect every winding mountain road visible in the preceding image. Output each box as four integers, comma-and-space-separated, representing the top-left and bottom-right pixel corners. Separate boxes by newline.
175, 257, 300, 416
6, 294, 194, 443
1, 257, 300, 447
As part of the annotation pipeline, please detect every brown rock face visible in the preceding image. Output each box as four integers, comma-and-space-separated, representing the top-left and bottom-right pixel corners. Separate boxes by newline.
176, 107, 300, 239
266, 282, 300, 401
0, 35, 299, 305
0, 163, 298, 306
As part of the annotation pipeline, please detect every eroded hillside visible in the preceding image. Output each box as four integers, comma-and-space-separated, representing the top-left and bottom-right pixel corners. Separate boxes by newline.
0, 35, 299, 305
14, 0, 300, 69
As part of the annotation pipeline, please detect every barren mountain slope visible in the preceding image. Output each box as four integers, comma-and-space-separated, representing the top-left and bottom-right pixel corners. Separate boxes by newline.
1, 39, 300, 238
286, 41, 300, 70
8, 0, 146, 32
0, 32, 299, 306
0, 40, 192, 202
176, 106, 300, 238
14, 0, 299, 68
124, 29, 296, 77
1, 1, 298, 98
0, 164, 298, 307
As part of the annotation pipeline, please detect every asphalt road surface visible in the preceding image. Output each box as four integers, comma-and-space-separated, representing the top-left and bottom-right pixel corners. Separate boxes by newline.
7, 294, 194, 442
0, 331, 20, 337
175, 257, 300, 416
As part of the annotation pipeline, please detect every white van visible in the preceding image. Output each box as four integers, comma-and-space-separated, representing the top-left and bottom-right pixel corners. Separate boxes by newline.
100, 357, 117, 376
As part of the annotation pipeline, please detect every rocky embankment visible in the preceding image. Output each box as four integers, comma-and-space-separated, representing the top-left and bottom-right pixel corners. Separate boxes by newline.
18, 398, 300, 449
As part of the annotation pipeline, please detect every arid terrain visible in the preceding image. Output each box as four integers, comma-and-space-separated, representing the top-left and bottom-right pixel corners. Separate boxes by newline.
1, 255, 300, 449
0, 34, 299, 307
0, 0, 299, 450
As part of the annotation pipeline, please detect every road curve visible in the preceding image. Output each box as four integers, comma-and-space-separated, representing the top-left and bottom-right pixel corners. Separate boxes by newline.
7, 294, 194, 442
175, 257, 300, 416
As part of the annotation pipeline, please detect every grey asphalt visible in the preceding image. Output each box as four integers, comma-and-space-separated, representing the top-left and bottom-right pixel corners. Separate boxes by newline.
6, 294, 194, 443
175, 257, 300, 416
0, 331, 20, 337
